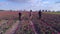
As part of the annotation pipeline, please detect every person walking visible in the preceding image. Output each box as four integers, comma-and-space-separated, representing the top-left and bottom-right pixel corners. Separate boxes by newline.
38, 10, 42, 19
19, 12, 21, 20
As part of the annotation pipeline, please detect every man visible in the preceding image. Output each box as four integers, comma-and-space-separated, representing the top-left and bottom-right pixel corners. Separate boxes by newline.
30, 10, 32, 17
38, 10, 42, 19
19, 12, 21, 20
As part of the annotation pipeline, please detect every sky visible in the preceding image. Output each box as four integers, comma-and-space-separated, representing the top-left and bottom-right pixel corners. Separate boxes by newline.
0, 0, 60, 11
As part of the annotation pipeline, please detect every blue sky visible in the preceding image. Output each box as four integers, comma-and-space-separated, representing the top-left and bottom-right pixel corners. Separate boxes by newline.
0, 0, 60, 11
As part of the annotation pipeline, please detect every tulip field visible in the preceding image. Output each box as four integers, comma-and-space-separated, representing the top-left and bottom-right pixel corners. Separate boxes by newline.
0, 11, 60, 34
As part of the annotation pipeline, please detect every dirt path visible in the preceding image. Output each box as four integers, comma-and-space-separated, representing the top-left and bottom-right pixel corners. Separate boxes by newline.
4, 20, 19, 34
29, 21, 37, 34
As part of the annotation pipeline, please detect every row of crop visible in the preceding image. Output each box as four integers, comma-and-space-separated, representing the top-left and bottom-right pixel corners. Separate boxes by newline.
30, 13, 60, 34
0, 20, 17, 34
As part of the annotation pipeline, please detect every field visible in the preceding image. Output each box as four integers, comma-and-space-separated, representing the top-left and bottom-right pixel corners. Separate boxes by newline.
0, 11, 60, 34
43, 12, 60, 14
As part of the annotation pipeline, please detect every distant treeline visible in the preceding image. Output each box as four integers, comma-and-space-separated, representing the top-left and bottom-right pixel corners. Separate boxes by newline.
0, 10, 4, 11
0, 10, 60, 12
